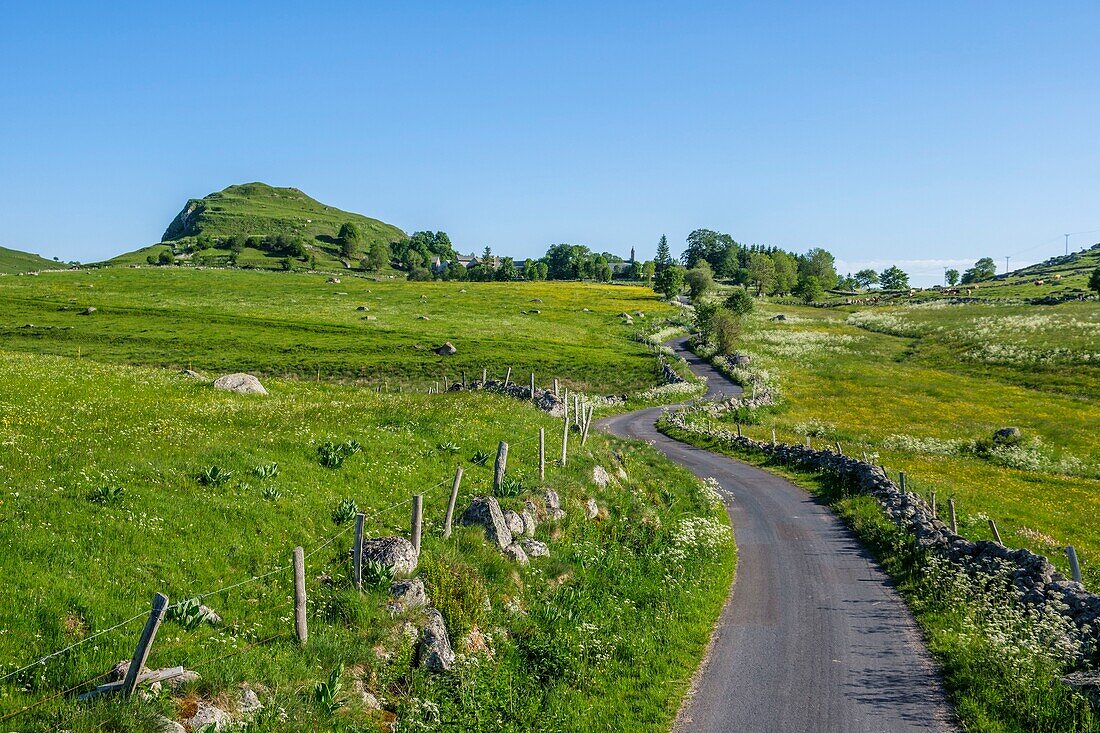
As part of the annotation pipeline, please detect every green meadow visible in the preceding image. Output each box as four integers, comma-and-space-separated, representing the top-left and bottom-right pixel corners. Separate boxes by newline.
0, 285, 732, 731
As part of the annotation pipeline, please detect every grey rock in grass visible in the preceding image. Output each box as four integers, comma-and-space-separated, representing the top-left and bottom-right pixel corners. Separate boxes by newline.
180, 369, 204, 380
584, 498, 599, 520
503, 542, 530, 565
521, 501, 538, 536
185, 701, 230, 731
521, 539, 549, 558
772, 314, 787, 321
353, 678, 381, 709
418, 315, 430, 320
212, 373, 267, 395
993, 426, 1022, 443
237, 686, 263, 718
356, 305, 368, 311
155, 716, 185, 733
327, 277, 341, 284
417, 609, 455, 672
544, 490, 566, 521
82, 306, 97, 315
592, 465, 611, 489
360, 536, 419, 576
435, 342, 457, 356
502, 509, 524, 536
388, 578, 429, 614
460, 496, 513, 549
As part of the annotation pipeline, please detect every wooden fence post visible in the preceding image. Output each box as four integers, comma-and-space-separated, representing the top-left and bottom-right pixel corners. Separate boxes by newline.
772, 428, 777, 447
899, 471, 907, 494
482, 368, 487, 385
493, 441, 509, 494
930, 492, 937, 519
1066, 546, 1083, 583
581, 405, 594, 446
835, 441, 843, 456
736, 422, 742, 438
411, 495, 424, 553
574, 395, 580, 427
293, 546, 307, 646
948, 498, 958, 534
988, 518, 1002, 546
443, 466, 464, 539
530, 372, 535, 400
462, 370, 466, 389
561, 403, 569, 466
504, 367, 512, 387
353, 513, 366, 592
554, 378, 559, 397
539, 428, 546, 480
121, 592, 169, 698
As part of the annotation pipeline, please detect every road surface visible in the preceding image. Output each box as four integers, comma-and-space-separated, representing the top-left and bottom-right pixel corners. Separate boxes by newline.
597, 337, 955, 732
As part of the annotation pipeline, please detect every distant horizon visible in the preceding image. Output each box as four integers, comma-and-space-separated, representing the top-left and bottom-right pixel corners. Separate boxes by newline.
3, 3, 1099, 287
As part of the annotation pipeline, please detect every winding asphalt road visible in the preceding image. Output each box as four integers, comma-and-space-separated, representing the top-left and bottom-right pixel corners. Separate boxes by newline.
598, 337, 955, 732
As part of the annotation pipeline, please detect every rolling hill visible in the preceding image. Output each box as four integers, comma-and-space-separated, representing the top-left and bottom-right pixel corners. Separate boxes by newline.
0, 245, 59, 274
107, 182, 406, 271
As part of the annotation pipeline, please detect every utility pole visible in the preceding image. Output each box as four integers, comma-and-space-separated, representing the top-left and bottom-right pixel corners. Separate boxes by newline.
1065, 233, 1070, 256
1004, 255, 1010, 275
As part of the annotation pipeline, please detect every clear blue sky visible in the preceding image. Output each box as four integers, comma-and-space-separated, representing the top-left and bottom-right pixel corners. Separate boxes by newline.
2, 1, 1098, 284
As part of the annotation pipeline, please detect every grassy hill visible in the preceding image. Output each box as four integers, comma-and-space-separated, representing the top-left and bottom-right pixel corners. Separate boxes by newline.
0, 245, 60, 274
107, 182, 406, 272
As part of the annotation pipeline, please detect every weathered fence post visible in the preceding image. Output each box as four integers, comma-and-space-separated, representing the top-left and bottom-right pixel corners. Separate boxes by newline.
930, 492, 937, 518
530, 372, 535, 401
293, 546, 307, 646
121, 592, 169, 698
581, 405, 594, 446
899, 471, 907, 494
736, 422, 742, 438
948, 498, 958, 534
574, 395, 580, 427
806, 436, 812, 449
538, 428, 546, 480
835, 441, 843, 456
462, 370, 466, 389
443, 466, 463, 539
988, 518, 1002, 546
411, 495, 424, 553
1066, 546, 1083, 583
504, 367, 512, 387
482, 368, 487, 385
493, 441, 509, 494
772, 428, 777, 447
353, 513, 366, 592
561, 402, 569, 466
553, 378, 559, 397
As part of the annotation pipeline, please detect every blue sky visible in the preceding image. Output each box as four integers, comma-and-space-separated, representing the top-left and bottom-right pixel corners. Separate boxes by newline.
1, 2, 1098, 284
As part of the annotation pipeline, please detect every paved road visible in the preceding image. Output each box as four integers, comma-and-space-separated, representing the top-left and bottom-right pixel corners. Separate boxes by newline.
598, 337, 955, 733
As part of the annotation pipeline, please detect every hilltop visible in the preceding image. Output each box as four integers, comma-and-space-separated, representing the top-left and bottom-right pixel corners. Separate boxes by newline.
108, 182, 406, 271
0, 245, 59, 274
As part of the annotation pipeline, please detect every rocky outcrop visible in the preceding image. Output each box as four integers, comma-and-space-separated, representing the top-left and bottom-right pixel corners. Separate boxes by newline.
387, 578, 429, 615
435, 342, 457, 356
417, 609, 455, 672
460, 497, 513, 550
360, 536, 419, 576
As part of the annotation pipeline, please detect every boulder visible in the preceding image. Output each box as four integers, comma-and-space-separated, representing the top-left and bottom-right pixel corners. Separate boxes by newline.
417, 609, 455, 672
584, 499, 599, 520
82, 306, 97, 315
360, 536, 419, 576
460, 497, 513, 549
521, 539, 549, 558
771, 314, 787, 321
327, 277, 341, 284
237, 686, 263, 718
544, 490, 566, 521
592, 465, 611, 488
503, 509, 524, 536
356, 305, 369, 311
993, 427, 1022, 443
155, 716, 185, 733
185, 701, 230, 731
212, 373, 267, 395
503, 543, 530, 565
419, 315, 431, 320
435, 342, 457, 356
521, 502, 538, 536
387, 578, 429, 614
180, 369, 203, 380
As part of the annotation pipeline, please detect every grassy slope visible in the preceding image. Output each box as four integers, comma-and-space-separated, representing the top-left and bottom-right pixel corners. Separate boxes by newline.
707, 300, 1100, 589
108, 182, 406, 271
0, 245, 58, 274
0, 269, 676, 393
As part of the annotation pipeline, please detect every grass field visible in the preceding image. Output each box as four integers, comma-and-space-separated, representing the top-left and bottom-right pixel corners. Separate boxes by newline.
0, 348, 733, 731
0, 268, 676, 394
694, 296, 1100, 589
0, 245, 60, 274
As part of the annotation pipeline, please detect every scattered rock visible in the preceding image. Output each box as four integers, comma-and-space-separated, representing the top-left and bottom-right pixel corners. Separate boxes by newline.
502, 509, 525, 536
327, 277, 341, 284
592, 465, 611, 488
185, 701, 230, 731
435, 342, 457, 356
521, 502, 538, 536
521, 539, 549, 558
584, 499, 599, 520
365, 315, 377, 321
360, 536, 419, 576
993, 426, 1022, 443
353, 678, 382, 709
237, 686, 263, 718
419, 315, 431, 320
459, 288, 467, 293
582, 307, 591, 312
356, 305, 369, 311
503, 543, 530, 565
529, 309, 541, 314
212, 373, 267, 395
155, 716, 185, 733
460, 497, 513, 549
544, 490, 566, 521
771, 314, 787, 321
165, 669, 201, 690
388, 578, 429, 614
730, 354, 752, 366
82, 306, 97, 315
180, 369, 203, 380
417, 609, 455, 672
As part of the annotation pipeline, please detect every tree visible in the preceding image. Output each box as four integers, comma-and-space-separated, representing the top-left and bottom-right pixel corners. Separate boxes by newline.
280, 257, 293, 271
684, 261, 715, 298
798, 248, 838, 289
682, 229, 740, 276
593, 255, 612, 282
879, 266, 910, 290
338, 222, 362, 258
146, 254, 157, 265
496, 257, 519, 281
535, 262, 548, 280
961, 257, 997, 284
655, 235, 672, 269
523, 258, 539, 281
746, 252, 777, 295
712, 310, 741, 355
771, 251, 798, 294
945, 268, 960, 286
360, 241, 390, 272
854, 269, 880, 289
157, 249, 175, 265
1089, 267, 1100, 296
227, 235, 245, 255
794, 274, 823, 303
694, 301, 719, 339
406, 266, 432, 281
654, 265, 686, 300
641, 261, 656, 282
724, 288, 754, 316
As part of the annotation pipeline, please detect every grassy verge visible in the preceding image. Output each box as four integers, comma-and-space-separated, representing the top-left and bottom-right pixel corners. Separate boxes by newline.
0, 350, 734, 731
661, 422, 1099, 733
